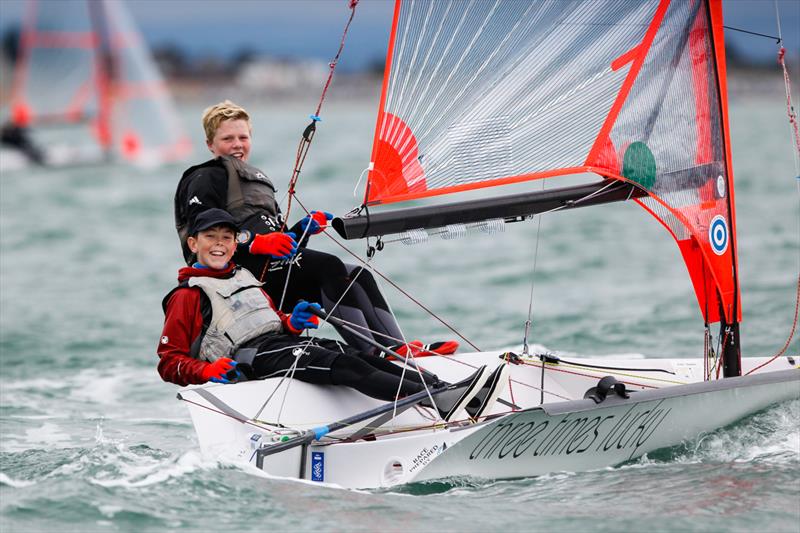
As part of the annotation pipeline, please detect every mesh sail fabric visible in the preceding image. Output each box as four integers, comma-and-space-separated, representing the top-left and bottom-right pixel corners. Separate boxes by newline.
9, 0, 190, 165
10, 0, 99, 124
368, 0, 738, 324
369, 0, 655, 204
101, 0, 191, 163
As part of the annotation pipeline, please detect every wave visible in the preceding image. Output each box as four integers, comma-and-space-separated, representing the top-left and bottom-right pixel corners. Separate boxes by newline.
0, 472, 36, 488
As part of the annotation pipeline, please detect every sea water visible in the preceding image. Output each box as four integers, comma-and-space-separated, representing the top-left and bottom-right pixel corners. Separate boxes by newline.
1, 93, 798, 532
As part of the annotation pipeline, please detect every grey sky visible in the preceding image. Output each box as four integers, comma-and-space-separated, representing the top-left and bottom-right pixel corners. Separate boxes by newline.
0, 0, 798, 69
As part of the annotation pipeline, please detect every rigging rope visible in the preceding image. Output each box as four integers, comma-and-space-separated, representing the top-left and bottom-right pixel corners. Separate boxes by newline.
746, 2, 800, 373
716, 7, 800, 371
522, 179, 546, 357
281, 0, 360, 231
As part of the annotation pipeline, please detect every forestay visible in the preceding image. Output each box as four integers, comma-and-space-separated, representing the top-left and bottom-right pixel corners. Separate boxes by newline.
365, 0, 738, 326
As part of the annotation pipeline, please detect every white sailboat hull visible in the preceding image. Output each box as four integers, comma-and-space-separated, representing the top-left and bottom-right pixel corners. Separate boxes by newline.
178, 353, 799, 489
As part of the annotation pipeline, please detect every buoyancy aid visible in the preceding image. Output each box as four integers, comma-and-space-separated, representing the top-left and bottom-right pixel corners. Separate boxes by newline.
188, 268, 282, 362
175, 156, 282, 264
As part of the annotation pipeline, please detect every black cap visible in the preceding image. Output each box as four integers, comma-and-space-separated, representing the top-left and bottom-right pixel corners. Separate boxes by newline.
190, 208, 239, 235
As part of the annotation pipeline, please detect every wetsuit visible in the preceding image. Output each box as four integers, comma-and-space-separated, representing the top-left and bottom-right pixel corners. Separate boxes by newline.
157, 263, 434, 400
174, 158, 404, 351
0, 123, 44, 164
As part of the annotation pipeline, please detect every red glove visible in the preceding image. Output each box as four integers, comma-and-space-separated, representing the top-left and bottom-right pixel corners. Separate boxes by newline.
201, 357, 239, 383
249, 232, 297, 259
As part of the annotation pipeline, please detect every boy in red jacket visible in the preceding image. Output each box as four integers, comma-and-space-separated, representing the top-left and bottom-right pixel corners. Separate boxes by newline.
157, 208, 493, 422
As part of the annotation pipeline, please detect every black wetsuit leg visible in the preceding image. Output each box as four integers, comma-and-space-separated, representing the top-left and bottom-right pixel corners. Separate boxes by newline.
248, 334, 424, 401
342, 264, 404, 346
242, 247, 402, 352
314, 338, 438, 387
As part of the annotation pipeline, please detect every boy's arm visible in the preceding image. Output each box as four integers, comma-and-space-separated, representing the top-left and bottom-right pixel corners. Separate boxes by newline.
260, 289, 304, 334
158, 288, 212, 386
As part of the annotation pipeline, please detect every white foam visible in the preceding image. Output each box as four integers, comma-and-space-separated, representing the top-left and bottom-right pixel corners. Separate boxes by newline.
0, 472, 35, 488
88, 450, 214, 488
674, 399, 800, 465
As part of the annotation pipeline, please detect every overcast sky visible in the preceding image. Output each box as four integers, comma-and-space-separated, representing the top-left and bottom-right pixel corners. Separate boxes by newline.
0, 0, 798, 69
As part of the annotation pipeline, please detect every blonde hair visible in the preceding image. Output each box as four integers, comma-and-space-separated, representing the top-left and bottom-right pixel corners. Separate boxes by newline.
201, 100, 251, 142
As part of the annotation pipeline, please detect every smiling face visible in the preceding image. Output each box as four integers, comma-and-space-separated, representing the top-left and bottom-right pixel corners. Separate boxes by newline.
187, 225, 236, 270
207, 118, 251, 161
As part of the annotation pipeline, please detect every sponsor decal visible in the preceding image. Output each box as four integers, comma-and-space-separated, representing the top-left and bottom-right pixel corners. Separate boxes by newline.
408, 444, 443, 473
311, 452, 324, 482
709, 215, 729, 255
268, 251, 303, 272
160, 336, 169, 344
189, 196, 202, 206
468, 399, 672, 463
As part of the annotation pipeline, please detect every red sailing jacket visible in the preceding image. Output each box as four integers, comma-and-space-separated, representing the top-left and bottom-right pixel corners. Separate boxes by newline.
157, 263, 299, 386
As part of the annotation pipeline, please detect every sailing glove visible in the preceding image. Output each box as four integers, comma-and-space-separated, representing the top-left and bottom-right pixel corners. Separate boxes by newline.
249, 232, 297, 259
299, 211, 334, 235
201, 358, 239, 384
289, 300, 321, 331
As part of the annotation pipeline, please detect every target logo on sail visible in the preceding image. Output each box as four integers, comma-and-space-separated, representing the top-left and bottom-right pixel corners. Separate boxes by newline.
709, 215, 729, 255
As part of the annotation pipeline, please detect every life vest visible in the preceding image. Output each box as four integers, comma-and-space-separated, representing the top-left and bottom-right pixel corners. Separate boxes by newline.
175, 155, 281, 264
187, 268, 282, 362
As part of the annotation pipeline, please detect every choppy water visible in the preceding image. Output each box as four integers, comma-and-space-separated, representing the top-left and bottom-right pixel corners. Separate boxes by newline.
1, 92, 799, 532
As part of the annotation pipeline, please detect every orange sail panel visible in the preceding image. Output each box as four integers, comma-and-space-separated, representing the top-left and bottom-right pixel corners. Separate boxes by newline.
367, 0, 739, 325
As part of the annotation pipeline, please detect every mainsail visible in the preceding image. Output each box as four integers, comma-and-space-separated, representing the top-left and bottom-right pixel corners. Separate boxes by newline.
344, 0, 739, 332
8, 0, 191, 165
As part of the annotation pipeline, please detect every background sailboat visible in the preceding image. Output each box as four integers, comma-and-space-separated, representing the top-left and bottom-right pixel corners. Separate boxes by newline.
3, 0, 191, 169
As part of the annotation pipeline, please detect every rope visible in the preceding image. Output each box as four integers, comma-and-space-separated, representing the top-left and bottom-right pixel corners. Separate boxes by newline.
320, 228, 483, 351
745, 3, 800, 374
253, 1, 361, 415
522, 180, 546, 356
722, 25, 780, 43
282, 0, 360, 228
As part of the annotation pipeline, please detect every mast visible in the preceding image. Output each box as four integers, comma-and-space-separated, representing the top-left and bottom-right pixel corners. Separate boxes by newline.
708, 0, 741, 376
87, 0, 114, 159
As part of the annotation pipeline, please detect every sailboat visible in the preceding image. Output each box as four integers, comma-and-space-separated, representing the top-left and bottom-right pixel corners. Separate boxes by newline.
2, 0, 191, 170
178, 0, 799, 489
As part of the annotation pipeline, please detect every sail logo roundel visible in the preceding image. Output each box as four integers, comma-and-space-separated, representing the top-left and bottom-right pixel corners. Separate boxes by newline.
709, 215, 729, 255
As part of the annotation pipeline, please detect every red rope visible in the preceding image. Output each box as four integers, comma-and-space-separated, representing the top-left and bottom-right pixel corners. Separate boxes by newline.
283, 0, 359, 228
746, 272, 800, 375
778, 47, 800, 155
744, 47, 800, 374
314, 0, 359, 118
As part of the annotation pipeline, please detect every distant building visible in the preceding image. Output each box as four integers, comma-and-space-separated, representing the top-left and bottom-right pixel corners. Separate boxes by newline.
236, 57, 329, 94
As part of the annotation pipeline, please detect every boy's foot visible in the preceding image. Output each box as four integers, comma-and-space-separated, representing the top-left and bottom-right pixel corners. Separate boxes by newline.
465, 364, 510, 421
420, 365, 490, 422
390, 340, 460, 358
